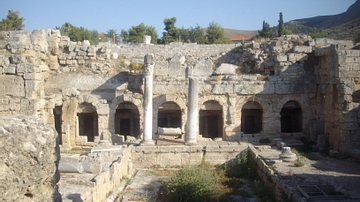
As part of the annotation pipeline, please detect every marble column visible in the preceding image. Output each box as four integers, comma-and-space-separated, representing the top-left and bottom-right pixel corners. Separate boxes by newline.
185, 68, 198, 145
141, 54, 155, 145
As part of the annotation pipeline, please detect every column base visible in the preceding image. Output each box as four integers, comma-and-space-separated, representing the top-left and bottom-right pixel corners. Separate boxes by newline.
140, 139, 155, 146
185, 139, 197, 146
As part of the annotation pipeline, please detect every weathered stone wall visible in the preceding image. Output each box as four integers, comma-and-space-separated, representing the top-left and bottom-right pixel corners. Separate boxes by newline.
0, 29, 359, 153
315, 45, 360, 152
0, 115, 60, 202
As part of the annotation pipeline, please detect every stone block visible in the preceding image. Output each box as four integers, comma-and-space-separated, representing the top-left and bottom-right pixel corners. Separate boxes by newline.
4, 65, 16, 74
288, 53, 308, 62
1, 75, 25, 97
23, 73, 42, 80
10, 54, 26, 64
275, 54, 288, 62
0, 55, 10, 67
291, 46, 312, 53
213, 63, 237, 75
48, 62, 59, 70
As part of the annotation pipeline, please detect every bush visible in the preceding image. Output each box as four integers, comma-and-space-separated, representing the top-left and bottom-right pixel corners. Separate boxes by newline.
219, 148, 257, 179
129, 62, 143, 71
164, 163, 219, 202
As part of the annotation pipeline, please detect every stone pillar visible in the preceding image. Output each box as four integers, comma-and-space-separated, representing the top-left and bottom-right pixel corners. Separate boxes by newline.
141, 54, 155, 145
185, 68, 198, 145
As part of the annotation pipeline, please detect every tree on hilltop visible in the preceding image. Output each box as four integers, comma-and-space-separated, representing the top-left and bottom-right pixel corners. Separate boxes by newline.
189, 25, 206, 44
120, 23, 158, 44
206, 22, 231, 44
161, 17, 179, 44
278, 12, 284, 37
355, 33, 360, 43
257, 21, 274, 38
107, 29, 119, 44
0, 10, 25, 31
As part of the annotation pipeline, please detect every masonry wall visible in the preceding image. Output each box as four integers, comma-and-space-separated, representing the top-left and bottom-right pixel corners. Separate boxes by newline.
1, 30, 359, 152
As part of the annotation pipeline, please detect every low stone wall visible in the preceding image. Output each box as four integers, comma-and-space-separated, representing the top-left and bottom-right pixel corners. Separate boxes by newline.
131, 143, 248, 168
59, 146, 133, 202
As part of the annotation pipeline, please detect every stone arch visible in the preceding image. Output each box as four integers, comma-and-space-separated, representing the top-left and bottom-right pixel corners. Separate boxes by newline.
77, 102, 98, 142
235, 97, 268, 135
352, 90, 360, 103
199, 100, 223, 138
115, 102, 140, 140
241, 101, 263, 134
157, 101, 182, 129
280, 100, 302, 133
154, 95, 187, 133
110, 94, 143, 135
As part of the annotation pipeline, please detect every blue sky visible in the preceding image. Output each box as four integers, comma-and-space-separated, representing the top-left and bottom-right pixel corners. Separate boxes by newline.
1, 0, 356, 35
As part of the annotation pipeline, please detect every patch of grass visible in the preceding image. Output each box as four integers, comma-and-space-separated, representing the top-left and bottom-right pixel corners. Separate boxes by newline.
294, 158, 305, 167
163, 162, 220, 202
249, 179, 276, 201
216, 148, 257, 180
268, 165, 277, 171
129, 62, 143, 71
147, 169, 177, 177
292, 39, 304, 46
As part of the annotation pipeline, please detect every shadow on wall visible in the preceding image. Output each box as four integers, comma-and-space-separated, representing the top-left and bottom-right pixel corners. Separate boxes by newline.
66, 193, 83, 202
212, 42, 319, 140
91, 71, 144, 142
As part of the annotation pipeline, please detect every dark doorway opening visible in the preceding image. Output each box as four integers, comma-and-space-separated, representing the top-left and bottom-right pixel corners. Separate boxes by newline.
241, 102, 263, 134
115, 102, 140, 140
199, 101, 223, 138
158, 102, 182, 128
280, 101, 302, 133
53, 106, 62, 145
77, 103, 98, 142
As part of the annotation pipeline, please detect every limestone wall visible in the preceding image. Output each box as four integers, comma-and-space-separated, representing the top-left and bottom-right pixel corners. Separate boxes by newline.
0, 115, 61, 202
1, 29, 359, 152
315, 45, 360, 152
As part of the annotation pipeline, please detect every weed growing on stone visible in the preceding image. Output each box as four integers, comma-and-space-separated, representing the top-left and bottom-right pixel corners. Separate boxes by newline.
291, 148, 305, 167
122, 176, 133, 185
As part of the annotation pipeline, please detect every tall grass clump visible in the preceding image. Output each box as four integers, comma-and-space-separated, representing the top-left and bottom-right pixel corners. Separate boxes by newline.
163, 163, 219, 202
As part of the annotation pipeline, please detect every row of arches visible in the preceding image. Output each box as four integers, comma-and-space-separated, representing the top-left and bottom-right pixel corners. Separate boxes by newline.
54, 99, 303, 144
241, 101, 302, 134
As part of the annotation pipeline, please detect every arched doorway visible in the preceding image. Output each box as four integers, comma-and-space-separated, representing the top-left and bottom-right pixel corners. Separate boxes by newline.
158, 102, 182, 128
115, 102, 140, 140
241, 101, 263, 134
77, 103, 98, 142
280, 101, 302, 133
199, 100, 223, 138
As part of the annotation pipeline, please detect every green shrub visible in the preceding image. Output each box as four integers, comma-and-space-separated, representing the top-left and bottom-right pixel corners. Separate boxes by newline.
129, 62, 143, 71
164, 163, 219, 202
218, 148, 257, 179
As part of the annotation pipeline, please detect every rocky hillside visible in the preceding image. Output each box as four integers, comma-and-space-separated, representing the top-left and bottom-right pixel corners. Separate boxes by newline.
285, 0, 360, 40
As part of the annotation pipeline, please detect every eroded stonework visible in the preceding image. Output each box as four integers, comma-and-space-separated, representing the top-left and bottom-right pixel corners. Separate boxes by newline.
0, 115, 61, 202
0, 30, 359, 153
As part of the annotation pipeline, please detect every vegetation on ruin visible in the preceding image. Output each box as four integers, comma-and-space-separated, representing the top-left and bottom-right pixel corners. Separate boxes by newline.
56, 22, 101, 45
129, 62, 143, 72
0, 10, 25, 31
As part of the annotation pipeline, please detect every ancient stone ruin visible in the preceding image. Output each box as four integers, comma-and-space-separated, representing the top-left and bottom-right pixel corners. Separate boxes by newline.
0, 115, 61, 202
1, 29, 360, 201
